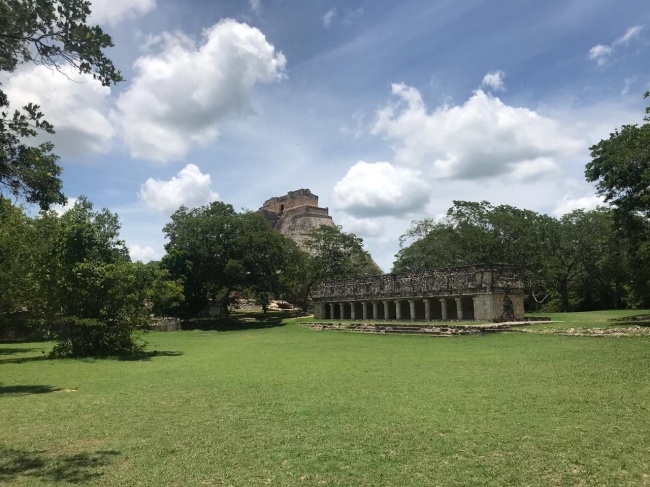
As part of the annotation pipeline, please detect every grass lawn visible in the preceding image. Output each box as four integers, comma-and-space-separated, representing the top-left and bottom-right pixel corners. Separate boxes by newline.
1, 311, 649, 486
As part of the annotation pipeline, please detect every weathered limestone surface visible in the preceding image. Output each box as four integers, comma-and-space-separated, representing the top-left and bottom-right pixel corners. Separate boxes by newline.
312, 264, 525, 322
260, 189, 336, 249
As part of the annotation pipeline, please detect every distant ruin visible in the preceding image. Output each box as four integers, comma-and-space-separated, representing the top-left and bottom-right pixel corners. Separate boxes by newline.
260, 189, 336, 248
312, 264, 525, 322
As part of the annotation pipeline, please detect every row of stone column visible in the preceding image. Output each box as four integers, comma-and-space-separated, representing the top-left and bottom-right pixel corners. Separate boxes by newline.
325, 297, 467, 321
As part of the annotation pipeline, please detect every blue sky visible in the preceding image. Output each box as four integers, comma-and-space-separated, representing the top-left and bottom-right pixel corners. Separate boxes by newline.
3, 0, 650, 271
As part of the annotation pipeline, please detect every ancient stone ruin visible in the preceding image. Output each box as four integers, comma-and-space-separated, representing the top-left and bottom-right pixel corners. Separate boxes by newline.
312, 264, 525, 322
260, 188, 336, 248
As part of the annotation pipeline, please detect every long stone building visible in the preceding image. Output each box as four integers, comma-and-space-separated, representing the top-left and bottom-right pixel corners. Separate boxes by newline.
312, 264, 525, 322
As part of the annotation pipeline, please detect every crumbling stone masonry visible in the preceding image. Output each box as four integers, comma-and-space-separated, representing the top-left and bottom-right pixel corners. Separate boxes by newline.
260, 189, 336, 249
311, 264, 525, 322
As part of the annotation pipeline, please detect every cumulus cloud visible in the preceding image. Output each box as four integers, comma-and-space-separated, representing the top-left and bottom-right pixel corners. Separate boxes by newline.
372, 84, 581, 181
129, 244, 160, 262
337, 214, 384, 237
139, 164, 220, 214
332, 161, 430, 217
323, 9, 337, 28
553, 194, 605, 216
115, 20, 286, 162
2, 66, 114, 156
481, 70, 505, 91
89, 0, 156, 26
588, 25, 643, 65
51, 198, 79, 216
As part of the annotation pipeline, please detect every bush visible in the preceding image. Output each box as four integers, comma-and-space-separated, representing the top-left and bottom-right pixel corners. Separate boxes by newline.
50, 317, 144, 358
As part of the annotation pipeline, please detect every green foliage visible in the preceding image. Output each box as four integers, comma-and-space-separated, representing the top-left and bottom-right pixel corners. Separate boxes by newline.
0, 197, 166, 356
281, 225, 381, 310
0, 0, 122, 209
393, 201, 627, 312
586, 121, 650, 219
585, 95, 650, 306
163, 202, 293, 319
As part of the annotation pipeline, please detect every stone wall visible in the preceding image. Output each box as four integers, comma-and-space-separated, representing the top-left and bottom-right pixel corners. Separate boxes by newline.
312, 265, 523, 301
262, 189, 319, 214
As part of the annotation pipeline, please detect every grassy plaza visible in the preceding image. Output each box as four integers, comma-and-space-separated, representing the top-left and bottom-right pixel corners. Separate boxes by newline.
1, 310, 649, 486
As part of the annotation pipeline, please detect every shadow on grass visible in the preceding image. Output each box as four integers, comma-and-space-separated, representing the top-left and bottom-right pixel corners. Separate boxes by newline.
610, 314, 650, 327
0, 384, 60, 395
0, 447, 119, 484
0, 347, 45, 356
183, 310, 309, 332
117, 350, 184, 362
0, 355, 48, 365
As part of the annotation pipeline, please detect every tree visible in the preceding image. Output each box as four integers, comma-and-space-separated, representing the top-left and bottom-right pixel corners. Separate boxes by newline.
1, 0, 122, 209
586, 94, 650, 220
281, 225, 381, 310
393, 201, 630, 312
163, 202, 292, 320
29, 197, 149, 357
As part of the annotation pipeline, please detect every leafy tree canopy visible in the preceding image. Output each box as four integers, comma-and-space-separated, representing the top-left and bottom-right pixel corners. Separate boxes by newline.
586, 96, 650, 220
0, 0, 122, 209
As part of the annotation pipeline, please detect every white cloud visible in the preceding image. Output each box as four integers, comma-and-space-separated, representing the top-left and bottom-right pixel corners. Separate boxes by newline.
621, 77, 637, 96
481, 70, 505, 91
129, 244, 160, 262
323, 9, 337, 28
332, 161, 430, 217
249, 0, 261, 14
588, 25, 643, 65
613, 25, 643, 46
2, 66, 114, 157
115, 20, 286, 162
139, 164, 220, 214
89, 0, 156, 26
553, 194, 606, 216
337, 214, 384, 237
588, 44, 612, 65
372, 84, 580, 181
51, 198, 79, 216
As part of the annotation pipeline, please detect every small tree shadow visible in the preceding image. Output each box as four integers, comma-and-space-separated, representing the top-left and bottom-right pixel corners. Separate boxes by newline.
0, 355, 48, 365
610, 314, 650, 327
0, 447, 119, 484
116, 350, 184, 362
0, 384, 61, 395
183, 310, 308, 332
0, 347, 45, 356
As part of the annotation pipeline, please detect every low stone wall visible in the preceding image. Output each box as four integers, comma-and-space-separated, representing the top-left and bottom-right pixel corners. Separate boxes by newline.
303, 321, 538, 336
149, 318, 182, 332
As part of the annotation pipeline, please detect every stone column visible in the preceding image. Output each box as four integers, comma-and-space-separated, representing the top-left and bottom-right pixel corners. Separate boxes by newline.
395, 300, 401, 320
372, 301, 379, 320
409, 300, 416, 321
455, 297, 464, 320
361, 302, 368, 320
350, 303, 356, 321
339, 302, 346, 320
383, 300, 390, 321
440, 298, 448, 320
472, 296, 480, 321
424, 299, 431, 321
315, 303, 325, 319
328, 303, 335, 320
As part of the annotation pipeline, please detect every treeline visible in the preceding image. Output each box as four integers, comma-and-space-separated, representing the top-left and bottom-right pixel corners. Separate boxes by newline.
0, 197, 379, 356
393, 201, 649, 312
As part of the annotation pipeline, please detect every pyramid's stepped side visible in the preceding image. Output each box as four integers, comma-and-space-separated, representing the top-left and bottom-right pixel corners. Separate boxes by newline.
260, 189, 336, 250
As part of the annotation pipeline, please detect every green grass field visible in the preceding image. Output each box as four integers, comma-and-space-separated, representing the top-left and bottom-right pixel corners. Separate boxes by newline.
1, 310, 649, 486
